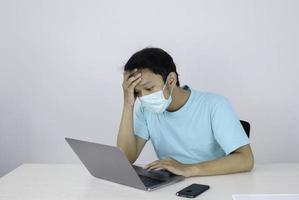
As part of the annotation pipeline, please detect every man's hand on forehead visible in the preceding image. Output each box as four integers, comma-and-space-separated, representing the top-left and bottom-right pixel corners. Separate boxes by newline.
122, 68, 142, 106
123, 69, 140, 81
124, 69, 140, 79
129, 69, 142, 79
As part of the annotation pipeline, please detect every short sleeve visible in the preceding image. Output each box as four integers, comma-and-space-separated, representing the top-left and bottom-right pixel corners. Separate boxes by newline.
211, 97, 250, 155
133, 105, 150, 141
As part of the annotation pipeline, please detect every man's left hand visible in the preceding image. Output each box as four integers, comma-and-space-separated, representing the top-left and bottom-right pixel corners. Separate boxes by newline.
144, 157, 191, 177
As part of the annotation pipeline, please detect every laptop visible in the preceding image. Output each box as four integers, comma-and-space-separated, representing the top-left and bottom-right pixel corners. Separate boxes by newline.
65, 137, 185, 191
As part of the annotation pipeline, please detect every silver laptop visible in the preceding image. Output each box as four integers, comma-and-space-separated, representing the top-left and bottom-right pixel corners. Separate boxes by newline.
65, 137, 185, 191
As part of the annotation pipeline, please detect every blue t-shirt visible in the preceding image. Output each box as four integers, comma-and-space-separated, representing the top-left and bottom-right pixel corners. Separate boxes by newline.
133, 85, 250, 164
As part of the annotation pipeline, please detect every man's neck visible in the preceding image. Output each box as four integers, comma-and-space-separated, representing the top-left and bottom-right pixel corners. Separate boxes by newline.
167, 86, 191, 112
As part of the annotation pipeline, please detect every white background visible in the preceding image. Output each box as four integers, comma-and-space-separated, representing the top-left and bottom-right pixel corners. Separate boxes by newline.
1, 0, 298, 177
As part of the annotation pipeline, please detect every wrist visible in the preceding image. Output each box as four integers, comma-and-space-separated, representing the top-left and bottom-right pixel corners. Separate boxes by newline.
123, 102, 134, 109
123, 96, 135, 108
183, 164, 200, 177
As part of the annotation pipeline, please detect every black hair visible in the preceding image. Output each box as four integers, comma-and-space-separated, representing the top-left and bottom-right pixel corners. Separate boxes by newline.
124, 47, 180, 86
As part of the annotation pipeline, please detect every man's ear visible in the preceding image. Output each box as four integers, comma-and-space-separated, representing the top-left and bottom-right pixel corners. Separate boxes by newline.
167, 72, 177, 86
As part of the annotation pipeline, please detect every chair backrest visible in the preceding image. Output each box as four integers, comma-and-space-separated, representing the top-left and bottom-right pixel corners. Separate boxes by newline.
240, 120, 250, 138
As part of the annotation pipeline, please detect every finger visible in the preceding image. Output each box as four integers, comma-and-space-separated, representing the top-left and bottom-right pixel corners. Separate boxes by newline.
144, 160, 160, 169
129, 77, 142, 88
123, 68, 137, 79
144, 162, 156, 169
123, 68, 137, 80
144, 157, 174, 169
127, 76, 142, 90
151, 167, 164, 171
146, 161, 167, 171
148, 163, 174, 172
127, 73, 141, 86
147, 163, 167, 171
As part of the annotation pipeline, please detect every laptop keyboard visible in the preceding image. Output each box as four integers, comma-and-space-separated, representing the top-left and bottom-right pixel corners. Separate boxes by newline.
132, 165, 176, 188
138, 174, 165, 188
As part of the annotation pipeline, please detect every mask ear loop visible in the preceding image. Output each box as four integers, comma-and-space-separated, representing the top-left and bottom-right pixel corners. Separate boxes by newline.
162, 76, 175, 99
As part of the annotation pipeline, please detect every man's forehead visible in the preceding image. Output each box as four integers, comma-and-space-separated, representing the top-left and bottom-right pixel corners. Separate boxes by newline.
134, 72, 155, 90
139, 69, 163, 80
136, 68, 153, 76
137, 70, 156, 83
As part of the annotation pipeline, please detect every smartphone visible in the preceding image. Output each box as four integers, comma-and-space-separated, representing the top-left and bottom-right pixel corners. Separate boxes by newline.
176, 183, 210, 198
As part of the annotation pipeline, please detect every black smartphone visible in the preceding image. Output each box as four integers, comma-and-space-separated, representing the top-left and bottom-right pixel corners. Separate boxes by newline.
176, 183, 210, 198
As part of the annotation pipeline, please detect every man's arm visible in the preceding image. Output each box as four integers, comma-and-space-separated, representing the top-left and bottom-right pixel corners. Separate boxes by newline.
186, 144, 254, 177
117, 106, 147, 164
116, 69, 147, 164
144, 144, 254, 177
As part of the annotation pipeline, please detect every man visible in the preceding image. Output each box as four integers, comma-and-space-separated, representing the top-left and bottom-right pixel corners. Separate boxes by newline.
117, 47, 254, 177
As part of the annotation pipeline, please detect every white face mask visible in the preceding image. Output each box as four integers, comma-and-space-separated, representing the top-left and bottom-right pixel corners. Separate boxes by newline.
139, 79, 174, 113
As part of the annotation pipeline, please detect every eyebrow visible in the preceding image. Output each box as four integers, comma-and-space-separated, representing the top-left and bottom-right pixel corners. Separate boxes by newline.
141, 81, 151, 86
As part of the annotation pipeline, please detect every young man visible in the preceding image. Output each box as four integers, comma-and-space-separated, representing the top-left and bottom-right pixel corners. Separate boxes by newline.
117, 47, 254, 178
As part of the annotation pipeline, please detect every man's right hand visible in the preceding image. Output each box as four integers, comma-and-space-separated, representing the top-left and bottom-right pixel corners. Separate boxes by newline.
122, 68, 142, 107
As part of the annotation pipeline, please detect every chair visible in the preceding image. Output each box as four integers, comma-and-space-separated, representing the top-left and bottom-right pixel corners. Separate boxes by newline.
240, 120, 250, 138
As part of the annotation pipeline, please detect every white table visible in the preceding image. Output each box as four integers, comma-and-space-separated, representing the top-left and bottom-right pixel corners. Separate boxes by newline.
0, 163, 298, 200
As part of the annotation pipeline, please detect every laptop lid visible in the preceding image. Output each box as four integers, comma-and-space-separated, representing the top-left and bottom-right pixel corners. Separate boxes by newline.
65, 137, 146, 190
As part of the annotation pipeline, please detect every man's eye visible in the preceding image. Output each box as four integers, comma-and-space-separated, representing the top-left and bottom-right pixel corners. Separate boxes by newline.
146, 87, 154, 91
